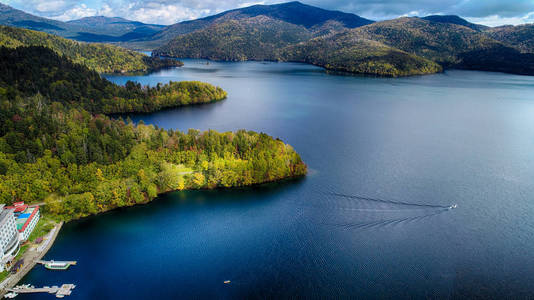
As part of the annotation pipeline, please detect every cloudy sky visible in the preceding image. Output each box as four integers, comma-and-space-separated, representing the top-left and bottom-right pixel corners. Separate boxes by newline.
3, 0, 534, 26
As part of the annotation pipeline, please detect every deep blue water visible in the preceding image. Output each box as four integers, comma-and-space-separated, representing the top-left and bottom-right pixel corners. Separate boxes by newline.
19, 60, 534, 299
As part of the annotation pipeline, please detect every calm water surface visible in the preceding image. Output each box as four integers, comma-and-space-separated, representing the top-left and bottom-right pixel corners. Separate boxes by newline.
20, 60, 534, 299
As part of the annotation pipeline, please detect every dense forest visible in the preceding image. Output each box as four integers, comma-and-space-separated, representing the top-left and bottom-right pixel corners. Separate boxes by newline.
154, 15, 534, 77
0, 46, 226, 114
341, 17, 534, 74
153, 17, 443, 76
0, 46, 307, 221
153, 17, 312, 61
485, 24, 534, 53
0, 25, 182, 73
282, 36, 441, 77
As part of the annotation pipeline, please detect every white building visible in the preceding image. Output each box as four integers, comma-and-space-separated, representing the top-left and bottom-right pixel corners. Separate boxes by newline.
16, 206, 40, 241
0, 205, 20, 272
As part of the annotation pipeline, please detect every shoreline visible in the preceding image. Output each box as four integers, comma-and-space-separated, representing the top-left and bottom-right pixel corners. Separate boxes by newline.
0, 222, 63, 298
0, 176, 306, 294
60, 173, 307, 224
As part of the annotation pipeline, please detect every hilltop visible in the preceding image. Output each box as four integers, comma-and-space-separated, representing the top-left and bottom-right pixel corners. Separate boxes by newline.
127, 1, 373, 49
421, 15, 487, 31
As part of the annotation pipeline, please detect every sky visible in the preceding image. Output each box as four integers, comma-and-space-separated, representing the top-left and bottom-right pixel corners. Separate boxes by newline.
3, 0, 534, 27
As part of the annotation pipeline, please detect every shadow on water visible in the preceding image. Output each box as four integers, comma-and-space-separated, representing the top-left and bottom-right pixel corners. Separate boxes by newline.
109, 97, 226, 120
181, 67, 220, 73
60, 177, 307, 235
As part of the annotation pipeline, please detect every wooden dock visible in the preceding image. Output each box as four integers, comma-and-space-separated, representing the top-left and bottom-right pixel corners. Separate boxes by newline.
5, 284, 75, 298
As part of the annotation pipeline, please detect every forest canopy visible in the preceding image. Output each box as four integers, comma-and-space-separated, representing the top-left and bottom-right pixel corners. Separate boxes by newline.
0, 46, 307, 221
0, 25, 182, 73
0, 46, 226, 114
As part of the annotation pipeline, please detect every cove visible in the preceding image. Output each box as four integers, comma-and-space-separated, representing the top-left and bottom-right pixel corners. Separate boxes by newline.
19, 60, 534, 299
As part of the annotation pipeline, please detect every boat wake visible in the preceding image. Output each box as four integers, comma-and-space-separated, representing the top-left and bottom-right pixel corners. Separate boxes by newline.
324, 209, 449, 231
313, 192, 457, 231
327, 192, 455, 209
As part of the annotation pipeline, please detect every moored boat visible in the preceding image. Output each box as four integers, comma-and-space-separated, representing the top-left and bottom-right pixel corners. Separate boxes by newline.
44, 261, 72, 270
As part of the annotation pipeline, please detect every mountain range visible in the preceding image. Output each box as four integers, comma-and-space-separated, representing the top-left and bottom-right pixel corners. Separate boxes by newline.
1, 1, 534, 76
150, 3, 534, 76
0, 2, 163, 42
122, 1, 373, 50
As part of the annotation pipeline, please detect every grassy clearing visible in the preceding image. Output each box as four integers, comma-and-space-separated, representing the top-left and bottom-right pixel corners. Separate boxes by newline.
0, 270, 9, 282
28, 215, 57, 243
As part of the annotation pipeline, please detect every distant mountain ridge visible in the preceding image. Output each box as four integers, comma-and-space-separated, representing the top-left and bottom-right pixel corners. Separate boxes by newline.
0, 3, 164, 42
66, 16, 164, 42
131, 1, 373, 49
0, 2, 67, 31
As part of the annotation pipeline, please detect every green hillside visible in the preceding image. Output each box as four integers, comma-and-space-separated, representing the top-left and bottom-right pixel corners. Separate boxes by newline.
284, 17, 534, 76
485, 24, 534, 53
153, 15, 534, 76
350, 17, 500, 65
0, 25, 181, 73
283, 37, 442, 76
0, 46, 224, 114
0, 45, 306, 220
153, 17, 312, 61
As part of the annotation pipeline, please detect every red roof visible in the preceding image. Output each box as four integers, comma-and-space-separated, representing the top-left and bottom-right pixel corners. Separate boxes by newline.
5, 204, 27, 213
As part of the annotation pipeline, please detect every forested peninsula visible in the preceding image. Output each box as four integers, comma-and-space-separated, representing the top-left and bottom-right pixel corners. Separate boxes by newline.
0, 46, 226, 114
0, 46, 307, 221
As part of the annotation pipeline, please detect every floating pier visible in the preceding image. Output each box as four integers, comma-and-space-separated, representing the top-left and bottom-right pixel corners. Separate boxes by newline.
5, 284, 75, 298
36, 260, 77, 270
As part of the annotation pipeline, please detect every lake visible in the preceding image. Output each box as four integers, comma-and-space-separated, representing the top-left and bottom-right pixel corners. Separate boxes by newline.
19, 60, 534, 299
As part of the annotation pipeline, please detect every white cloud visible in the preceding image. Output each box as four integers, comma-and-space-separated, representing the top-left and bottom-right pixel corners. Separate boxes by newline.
400, 10, 421, 17
238, 1, 265, 8
128, 3, 204, 25
466, 11, 534, 26
35, 0, 69, 13
52, 4, 98, 21
4, 0, 534, 26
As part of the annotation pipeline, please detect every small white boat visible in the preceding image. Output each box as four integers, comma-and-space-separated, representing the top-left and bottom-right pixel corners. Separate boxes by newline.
449, 204, 457, 209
